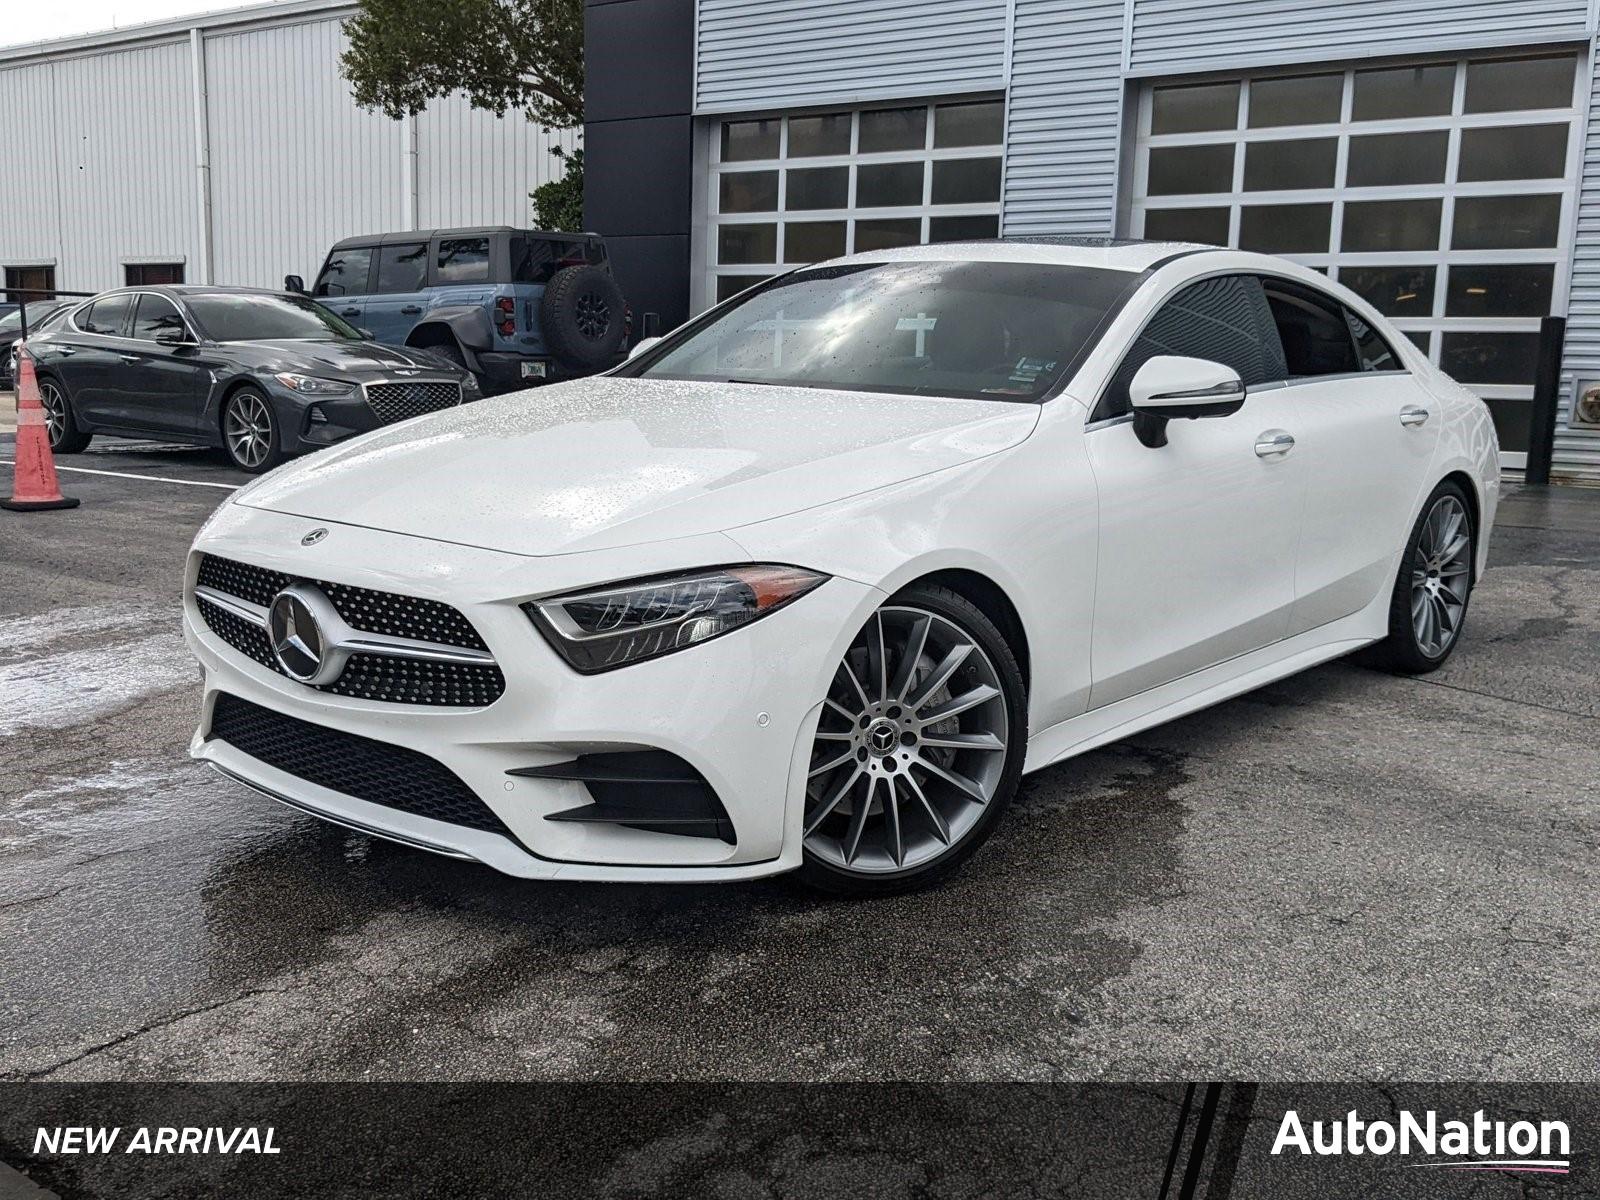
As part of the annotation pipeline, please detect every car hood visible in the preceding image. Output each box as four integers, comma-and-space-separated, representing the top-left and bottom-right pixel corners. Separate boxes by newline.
234, 376, 1039, 557
240, 339, 456, 375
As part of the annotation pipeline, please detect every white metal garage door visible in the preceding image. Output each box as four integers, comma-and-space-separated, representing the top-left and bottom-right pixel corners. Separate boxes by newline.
704, 98, 1005, 310
1130, 52, 1584, 468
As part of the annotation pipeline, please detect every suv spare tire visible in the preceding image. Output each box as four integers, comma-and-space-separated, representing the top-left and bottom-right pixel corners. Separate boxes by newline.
541, 265, 627, 370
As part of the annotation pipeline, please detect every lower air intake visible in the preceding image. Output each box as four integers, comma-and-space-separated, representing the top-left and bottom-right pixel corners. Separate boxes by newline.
509, 750, 735, 844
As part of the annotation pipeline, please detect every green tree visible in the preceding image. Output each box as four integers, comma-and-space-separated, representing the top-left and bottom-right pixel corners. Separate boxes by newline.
340, 0, 585, 228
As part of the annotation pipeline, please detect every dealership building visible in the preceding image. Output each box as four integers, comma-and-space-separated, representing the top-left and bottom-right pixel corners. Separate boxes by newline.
585, 0, 1600, 480
0, 0, 574, 303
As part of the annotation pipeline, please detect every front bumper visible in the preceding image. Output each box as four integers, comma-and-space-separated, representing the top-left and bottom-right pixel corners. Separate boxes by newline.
184, 504, 883, 881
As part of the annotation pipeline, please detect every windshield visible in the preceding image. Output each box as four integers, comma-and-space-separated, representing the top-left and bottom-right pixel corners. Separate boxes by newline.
627, 260, 1137, 401
0, 304, 61, 335
185, 294, 362, 342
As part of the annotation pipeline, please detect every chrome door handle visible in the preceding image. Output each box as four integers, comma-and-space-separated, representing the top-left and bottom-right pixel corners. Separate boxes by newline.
118, 353, 141, 362
1254, 430, 1295, 458
1400, 405, 1430, 428
57, 347, 76, 356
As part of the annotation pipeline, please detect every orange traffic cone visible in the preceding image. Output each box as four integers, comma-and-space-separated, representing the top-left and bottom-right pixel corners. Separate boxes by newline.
2, 346, 79, 511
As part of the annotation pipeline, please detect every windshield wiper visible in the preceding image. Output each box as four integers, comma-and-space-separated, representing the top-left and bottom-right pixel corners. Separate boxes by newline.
724, 377, 787, 387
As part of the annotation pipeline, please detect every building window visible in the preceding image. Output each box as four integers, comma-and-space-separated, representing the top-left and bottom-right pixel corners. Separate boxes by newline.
4, 265, 56, 304
706, 98, 1004, 307
1132, 52, 1581, 462
124, 263, 185, 287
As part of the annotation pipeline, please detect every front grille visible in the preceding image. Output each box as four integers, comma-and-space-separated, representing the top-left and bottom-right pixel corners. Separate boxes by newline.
365, 381, 461, 424
209, 693, 516, 839
195, 554, 504, 707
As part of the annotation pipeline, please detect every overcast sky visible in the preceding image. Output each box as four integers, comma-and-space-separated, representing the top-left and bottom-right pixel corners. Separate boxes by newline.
2, 0, 267, 49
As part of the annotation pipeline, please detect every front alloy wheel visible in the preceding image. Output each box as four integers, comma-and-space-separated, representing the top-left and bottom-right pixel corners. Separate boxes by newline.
800, 584, 1026, 894
221, 387, 285, 474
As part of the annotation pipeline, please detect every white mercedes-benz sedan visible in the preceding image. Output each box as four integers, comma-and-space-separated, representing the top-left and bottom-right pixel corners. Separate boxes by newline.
184, 239, 1498, 894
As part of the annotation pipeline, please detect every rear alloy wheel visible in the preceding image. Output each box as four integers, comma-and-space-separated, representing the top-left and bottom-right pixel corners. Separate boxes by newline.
221, 387, 286, 474
39, 377, 91, 453
1372, 480, 1475, 673
799, 585, 1026, 895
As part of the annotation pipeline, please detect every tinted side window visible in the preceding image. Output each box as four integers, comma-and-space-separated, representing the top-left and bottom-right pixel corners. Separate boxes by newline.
131, 294, 187, 340
79, 294, 135, 336
313, 247, 374, 297
1100, 274, 1287, 419
436, 237, 491, 282
1262, 278, 1359, 376
375, 242, 429, 293
1344, 307, 1400, 371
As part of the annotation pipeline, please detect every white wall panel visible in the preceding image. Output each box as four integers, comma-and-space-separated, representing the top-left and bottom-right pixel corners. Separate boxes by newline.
0, 60, 65, 270
1001, 0, 1126, 236
205, 18, 398, 287
417, 98, 579, 230
695, 0, 1007, 113
1128, 0, 1590, 75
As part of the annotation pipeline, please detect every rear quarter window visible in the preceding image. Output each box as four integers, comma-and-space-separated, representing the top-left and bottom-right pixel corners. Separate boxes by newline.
436, 237, 491, 283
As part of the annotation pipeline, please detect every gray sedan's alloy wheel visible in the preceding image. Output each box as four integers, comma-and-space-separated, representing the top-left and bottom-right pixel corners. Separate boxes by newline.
222, 389, 280, 473
801, 589, 1025, 893
40, 380, 66, 447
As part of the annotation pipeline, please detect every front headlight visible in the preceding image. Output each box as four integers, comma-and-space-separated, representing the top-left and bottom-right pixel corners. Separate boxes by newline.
274, 372, 355, 396
525, 565, 828, 673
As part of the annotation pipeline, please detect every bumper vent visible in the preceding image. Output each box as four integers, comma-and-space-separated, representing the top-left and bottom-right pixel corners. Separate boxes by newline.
194, 554, 504, 707
209, 693, 516, 839
365, 381, 462, 424
509, 750, 736, 844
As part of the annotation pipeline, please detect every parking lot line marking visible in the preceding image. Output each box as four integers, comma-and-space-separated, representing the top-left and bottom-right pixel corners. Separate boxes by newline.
0, 460, 238, 491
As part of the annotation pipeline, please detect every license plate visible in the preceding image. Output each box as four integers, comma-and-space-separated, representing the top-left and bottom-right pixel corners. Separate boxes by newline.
520, 361, 548, 379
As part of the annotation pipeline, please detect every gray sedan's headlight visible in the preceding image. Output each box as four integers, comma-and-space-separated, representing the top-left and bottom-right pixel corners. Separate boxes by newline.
274, 372, 355, 396
525, 565, 828, 673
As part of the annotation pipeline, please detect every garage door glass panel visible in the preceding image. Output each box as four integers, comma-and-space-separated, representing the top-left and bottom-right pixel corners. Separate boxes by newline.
1143, 207, 1229, 244
1341, 199, 1442, 252
1464, 55, 1577, 114
930, 215, 999, 242
784, 167, 848, 211
1151, 82, 1240, 134
1338, 266, 1435, 317
1352, 63, 1454, 120
1248, 74, 1342, 128
783, 221, 846, 263
930, 157, 1001, 205
1451, 195, 1561, 249
1242, 138, 1335, 191
720, 171, 779, 213
716, 275, 769, 304
1457, 125, 1569, 182
935, 101, 1004, 148
1148, 143, 1236, 195
1441, 331, 1541, 386
718, 224, 777, 265
859, 107, 926, 153
1445, 264, 1555, 317
787, 113, 850, 157
722, 119, 779, 162
858, 162, 926, 207
1239, 204, 1331, 253
1483, 396, 1533, 452
1346, 132, 1448, 187
854, 219, 922, 251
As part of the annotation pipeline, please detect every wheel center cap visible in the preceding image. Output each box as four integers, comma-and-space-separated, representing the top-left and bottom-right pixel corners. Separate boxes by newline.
866, 718, 899, 756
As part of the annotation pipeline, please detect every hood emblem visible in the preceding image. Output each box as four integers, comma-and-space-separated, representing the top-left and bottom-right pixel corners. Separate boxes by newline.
301, 527, 328, 546
393, 368, 422, 376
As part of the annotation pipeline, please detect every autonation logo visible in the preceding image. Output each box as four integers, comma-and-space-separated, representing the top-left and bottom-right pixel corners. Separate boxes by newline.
1273, 1108, 1570, 1175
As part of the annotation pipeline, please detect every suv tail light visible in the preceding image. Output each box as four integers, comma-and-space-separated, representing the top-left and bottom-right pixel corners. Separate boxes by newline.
496, 296, 515, 337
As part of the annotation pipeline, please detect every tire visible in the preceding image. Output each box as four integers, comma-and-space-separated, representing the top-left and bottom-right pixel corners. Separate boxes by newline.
1369, 479, 1475, 674
425, 340, 487, 396
540, 265, 627, 371
220, 386, 286, 475
38, 374, 91, 454
797, 583, 1028, 896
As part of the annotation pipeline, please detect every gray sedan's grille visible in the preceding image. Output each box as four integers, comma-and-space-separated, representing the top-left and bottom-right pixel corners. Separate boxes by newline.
365, 381, 461, 423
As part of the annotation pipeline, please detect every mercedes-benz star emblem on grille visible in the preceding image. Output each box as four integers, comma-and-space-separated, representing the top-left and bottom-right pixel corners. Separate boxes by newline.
301, 528, 328, 546
268, 584, 344, 685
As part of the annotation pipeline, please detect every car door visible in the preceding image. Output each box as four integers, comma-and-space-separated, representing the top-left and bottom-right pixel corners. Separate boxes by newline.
116, 293, 211, 437
56, 293, 136, 427
361, 240, 431, 345
1085, 273, 1307, 709
1256, 277, 1445, 634
311, 244, 375, 328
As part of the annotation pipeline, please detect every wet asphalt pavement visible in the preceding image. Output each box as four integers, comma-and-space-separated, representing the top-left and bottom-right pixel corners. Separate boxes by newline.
2, 438, 1597, 1083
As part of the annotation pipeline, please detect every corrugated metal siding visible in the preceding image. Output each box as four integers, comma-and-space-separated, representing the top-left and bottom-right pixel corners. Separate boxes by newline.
1128, 0, 1590, 75
1555, 39, 1600, 484
417, 98, 579, 230
0, 42, 197, 292
1001, 0, 1126, 236
205, 19, 398, 286
695, 0, 1007, 113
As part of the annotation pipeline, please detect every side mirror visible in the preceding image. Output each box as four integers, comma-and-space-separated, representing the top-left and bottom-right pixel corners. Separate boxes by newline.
627, 335, 663, 361
155, 329, 193, 347
284, 275, 306, 295
358, 328, 377, 341
1128, 355, 1246, 449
